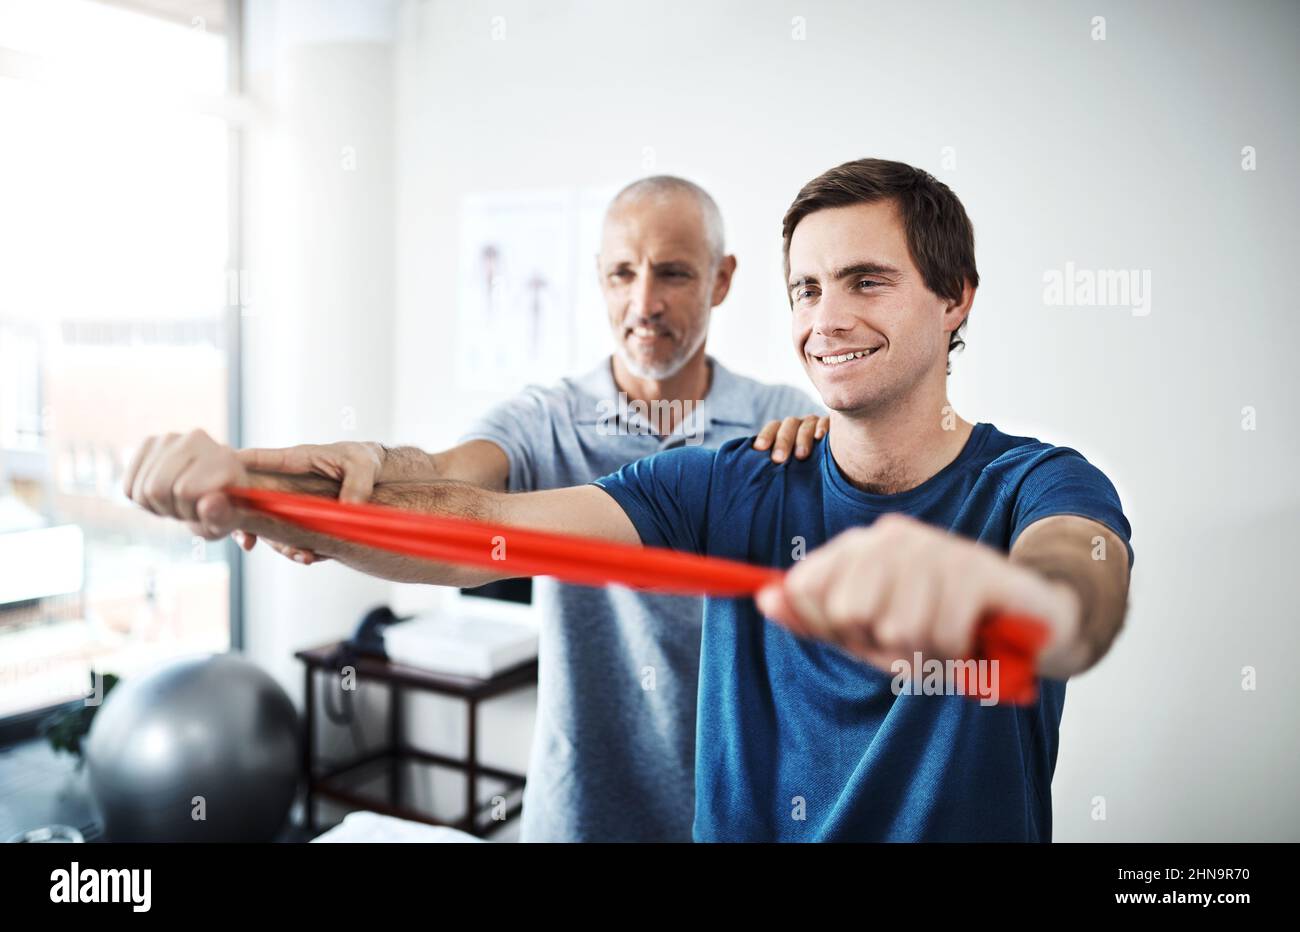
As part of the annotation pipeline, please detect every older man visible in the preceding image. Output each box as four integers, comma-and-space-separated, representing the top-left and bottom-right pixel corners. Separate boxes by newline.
225, 176, 825, 842
127, 159, 1131, 841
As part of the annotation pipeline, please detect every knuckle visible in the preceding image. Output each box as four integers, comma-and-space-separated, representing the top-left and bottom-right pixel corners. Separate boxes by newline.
875, 513, 915, 540
937, 628, 970, 659
783, 562, 811, 591
950, 545, 980, 575
850, 525, 876, 546
876, 616, 909, 649
825, 591, 858, 627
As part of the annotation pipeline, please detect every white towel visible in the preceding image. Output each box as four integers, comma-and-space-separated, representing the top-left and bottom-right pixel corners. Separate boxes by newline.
310, 811, 482, 843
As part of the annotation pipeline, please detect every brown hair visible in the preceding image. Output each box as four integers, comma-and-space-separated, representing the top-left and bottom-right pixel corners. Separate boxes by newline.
782, 158, 979, 369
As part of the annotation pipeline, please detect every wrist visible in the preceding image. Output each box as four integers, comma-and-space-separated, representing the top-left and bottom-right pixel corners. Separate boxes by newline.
249, 469, 341, 498
375, 444, 442, 483
369, 442, 396, 482
1035, 578, 1088, 679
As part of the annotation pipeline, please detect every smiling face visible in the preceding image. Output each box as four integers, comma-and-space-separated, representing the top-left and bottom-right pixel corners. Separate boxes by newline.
599, 192, 734, 381
788, 199, 969, 416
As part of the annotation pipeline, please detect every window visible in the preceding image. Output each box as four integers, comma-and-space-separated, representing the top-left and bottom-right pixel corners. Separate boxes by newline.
0, 0, 241, 726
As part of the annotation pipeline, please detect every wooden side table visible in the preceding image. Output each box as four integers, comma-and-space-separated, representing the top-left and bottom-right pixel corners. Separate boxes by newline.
295, 643, 537, 838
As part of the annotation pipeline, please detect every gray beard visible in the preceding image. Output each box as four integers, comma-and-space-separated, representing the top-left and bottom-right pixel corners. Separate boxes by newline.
616, 321, 709, 381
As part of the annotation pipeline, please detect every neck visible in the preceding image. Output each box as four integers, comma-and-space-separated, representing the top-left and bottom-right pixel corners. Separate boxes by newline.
609, 347, 712, 432
828, 375, 973, 495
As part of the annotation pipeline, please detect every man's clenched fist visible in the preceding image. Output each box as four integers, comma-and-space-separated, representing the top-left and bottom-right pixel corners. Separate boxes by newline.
123, 429, 249, 540
756, 513, 1082, 675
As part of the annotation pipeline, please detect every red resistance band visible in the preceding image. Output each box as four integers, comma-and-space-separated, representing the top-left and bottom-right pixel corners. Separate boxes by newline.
227, 485, 1049, 704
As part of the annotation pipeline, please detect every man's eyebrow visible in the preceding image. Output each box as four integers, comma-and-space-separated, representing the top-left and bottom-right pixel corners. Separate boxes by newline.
788, 261, 903, 291
831, 261, 902, 281
603, 259, 695, 272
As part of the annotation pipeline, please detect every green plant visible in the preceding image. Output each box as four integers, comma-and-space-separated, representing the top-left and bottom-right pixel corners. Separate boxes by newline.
39, 672, 119, 768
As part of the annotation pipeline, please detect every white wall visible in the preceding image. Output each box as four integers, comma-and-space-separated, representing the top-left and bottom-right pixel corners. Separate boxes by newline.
241, 0, 530, 836
249, 0, 1300, 840
241, 0, 398, 734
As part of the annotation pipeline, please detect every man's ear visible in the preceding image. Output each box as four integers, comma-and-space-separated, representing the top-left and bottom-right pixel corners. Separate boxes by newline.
943, 278, 976, 334
711, 254, 738, 308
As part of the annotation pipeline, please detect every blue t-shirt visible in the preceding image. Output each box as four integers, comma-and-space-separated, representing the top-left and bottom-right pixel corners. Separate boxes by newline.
593, 423, 1133, 842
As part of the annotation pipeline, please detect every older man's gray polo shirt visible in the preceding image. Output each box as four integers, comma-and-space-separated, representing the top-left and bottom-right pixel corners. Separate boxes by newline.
459, 355, 820, 842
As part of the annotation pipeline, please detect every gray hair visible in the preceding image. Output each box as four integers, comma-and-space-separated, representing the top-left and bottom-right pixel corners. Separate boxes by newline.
605, 175, 725, 262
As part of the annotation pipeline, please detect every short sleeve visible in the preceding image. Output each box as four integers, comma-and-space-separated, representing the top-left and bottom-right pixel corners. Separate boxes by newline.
1009, 448, 1134, 569
458, 388, 551, 493
591, 446, 717, 554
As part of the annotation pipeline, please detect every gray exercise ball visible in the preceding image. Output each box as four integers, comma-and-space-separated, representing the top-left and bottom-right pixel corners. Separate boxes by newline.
85, 652, 301, 842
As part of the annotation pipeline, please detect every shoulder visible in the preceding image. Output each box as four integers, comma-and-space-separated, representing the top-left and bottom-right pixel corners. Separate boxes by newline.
711, 433, 807, 487
978, 425, 1129, 533
496, 368, 606, 425
601, 435, 779, 493
711, 359, 824, 422
486, 379, 570, 415
764, 382, 824, 418
593, 443, 718, 491
977, 425, 1112, 485
755, 381, 823, 420
978, 425, 1133, 563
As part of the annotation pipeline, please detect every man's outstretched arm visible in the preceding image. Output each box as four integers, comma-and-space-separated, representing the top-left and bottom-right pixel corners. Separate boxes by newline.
123, 429, 638, 587
757, 512, 1130, 681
